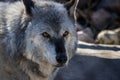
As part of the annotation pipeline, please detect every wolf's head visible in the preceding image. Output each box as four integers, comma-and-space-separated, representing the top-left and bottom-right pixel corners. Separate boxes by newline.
22, 0, 77, 67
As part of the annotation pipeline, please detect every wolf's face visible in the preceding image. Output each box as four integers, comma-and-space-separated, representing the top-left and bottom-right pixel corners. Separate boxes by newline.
23, 1, 77, 67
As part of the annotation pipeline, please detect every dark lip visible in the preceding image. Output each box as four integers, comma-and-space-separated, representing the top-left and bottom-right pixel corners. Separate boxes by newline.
55, 63, 66, 68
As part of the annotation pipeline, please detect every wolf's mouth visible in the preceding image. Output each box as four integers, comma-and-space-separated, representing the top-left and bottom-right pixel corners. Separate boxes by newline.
55, 63, 66, 67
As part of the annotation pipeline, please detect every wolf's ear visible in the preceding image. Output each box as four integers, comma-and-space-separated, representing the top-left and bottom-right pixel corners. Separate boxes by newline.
64, 0, 78, 17
22, 0, 34, 16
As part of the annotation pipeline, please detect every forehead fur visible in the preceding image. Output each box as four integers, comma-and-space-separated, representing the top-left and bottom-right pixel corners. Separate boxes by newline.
33, 1, 67, 21
31, 1, 70, 32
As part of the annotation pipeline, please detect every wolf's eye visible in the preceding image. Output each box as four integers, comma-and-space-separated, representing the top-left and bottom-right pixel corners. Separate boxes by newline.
42, 32, 50, 38
63, 31, 69, 37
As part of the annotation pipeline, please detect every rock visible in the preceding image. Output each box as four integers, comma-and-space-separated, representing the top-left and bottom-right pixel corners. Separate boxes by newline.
91, 9, 112, 30
95, 28, 120, 45
77, 27, 94, 43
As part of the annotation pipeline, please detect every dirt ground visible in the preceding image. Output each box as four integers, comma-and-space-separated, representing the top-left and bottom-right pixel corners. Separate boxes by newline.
55, 41, 120, 80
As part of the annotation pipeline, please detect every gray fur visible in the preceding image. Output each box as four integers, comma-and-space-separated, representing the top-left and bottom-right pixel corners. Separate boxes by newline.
0, 0, 77, 80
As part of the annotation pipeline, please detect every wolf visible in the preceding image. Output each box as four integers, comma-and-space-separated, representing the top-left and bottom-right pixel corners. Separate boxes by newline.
0, 0, 77, 80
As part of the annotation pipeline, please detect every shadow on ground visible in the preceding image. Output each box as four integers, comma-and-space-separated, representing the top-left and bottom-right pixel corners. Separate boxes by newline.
78, 44, 120, 51
55, 54, 120, 80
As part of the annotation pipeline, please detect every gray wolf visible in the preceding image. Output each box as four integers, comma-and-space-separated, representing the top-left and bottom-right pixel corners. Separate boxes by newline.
0, 0, 77, 80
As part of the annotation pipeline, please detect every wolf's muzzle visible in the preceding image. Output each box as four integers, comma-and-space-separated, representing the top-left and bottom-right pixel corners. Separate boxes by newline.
56, 54, 67, 67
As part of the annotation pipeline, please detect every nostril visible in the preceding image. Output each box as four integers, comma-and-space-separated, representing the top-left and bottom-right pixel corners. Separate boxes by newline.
56, 55, 67, 64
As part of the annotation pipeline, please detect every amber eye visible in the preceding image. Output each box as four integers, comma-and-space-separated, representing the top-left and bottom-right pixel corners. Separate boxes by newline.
42, 32, 50, 38
63, 31, 69, 37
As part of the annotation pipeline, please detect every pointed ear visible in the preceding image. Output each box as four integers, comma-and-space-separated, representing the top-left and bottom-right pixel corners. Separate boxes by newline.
64, 0, 78, 16
22, 0, 34, 16
64, 0, 75, 10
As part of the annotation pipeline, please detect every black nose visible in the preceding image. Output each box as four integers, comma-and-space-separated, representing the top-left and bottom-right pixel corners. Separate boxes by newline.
56, 55, 67, 64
